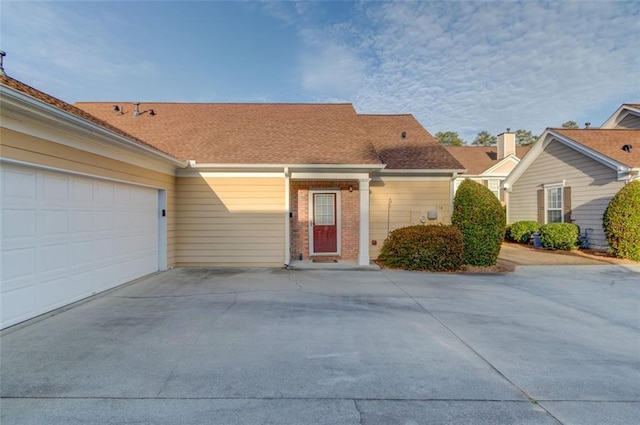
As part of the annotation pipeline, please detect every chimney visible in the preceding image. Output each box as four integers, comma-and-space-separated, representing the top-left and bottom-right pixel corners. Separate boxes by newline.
0, 51, 6, 76
497, 129, 516, 159
133, 102, 140, 117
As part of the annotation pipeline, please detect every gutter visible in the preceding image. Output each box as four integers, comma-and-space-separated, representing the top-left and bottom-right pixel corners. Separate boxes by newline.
1, 84, 187, 168
377, 168, 467, 175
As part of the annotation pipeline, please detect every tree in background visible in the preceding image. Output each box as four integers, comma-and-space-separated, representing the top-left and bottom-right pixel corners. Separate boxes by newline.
472, 130, 496, 146
515, 129, 538, 146
562, 120, 579, 129
435, 131, 464, 146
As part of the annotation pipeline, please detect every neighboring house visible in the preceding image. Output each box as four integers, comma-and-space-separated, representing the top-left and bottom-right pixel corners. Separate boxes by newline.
1, 74, 464, 329
445, 131, 530, 202
504, 104, 640, 250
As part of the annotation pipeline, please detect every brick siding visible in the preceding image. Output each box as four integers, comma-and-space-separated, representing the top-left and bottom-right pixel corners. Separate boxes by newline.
290, 181, 360, 261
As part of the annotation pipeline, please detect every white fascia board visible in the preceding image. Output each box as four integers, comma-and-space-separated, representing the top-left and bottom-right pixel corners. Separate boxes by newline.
179, 171, 286, 178
291, 172, 371, 180
549, 130, 628, 172
188, 163, 386, 173
373, 175, 453, 182
503, 131, 550, 190
482, 155, 520, 176
376, 168, 466, 176
0, 85, 187, 170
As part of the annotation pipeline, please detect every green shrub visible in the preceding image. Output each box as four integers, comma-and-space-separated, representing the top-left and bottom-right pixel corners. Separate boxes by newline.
379, 225, 464, 272
451, 179, 506, 266
509, 221, 541, 244
539, 223, 580, 250
505, 224, 512, 241
603, 181, 640, 261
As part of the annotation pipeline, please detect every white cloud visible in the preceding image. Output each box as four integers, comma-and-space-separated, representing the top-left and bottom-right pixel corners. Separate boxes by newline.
300, 43, 366, 97
1, 1, 156, 100
270, 0, 639, 142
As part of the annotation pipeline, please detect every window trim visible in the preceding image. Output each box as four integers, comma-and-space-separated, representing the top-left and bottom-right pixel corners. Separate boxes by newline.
544, 182, 564, 223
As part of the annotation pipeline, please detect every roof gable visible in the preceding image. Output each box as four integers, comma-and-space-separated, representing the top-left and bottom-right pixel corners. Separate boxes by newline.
359, 115, 464, 170
445, 146, 530, 175
505, 128, 640, 188
601, 103, 640, 129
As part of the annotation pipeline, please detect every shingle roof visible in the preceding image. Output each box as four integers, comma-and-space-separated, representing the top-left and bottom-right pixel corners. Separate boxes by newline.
0, 75, 174, 157
359, 114, 464, 169
553, 128, 640, 168
76, 102, 464, 170
444, 146, 531, 175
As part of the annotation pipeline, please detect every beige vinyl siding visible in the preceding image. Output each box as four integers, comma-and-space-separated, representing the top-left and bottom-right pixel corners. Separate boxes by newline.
369, 179, 451, 258
490, 161, 517, 175
1, 128, 178, 265
616, 114, 640, 129
509, 140, 624, 250
176, 177, 285, 266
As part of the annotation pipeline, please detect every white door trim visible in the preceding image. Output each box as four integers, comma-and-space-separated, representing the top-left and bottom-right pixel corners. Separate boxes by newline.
308, 189, 341, 256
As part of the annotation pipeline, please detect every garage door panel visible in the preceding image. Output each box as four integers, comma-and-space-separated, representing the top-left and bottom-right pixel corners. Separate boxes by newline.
2, 247, 36, 281
1, 165, 160, 329
41, 173, 69, 201
95, 181, 115, 204
2, 168, 36, 200
2, 286, 35, 325
71, 179, 93, 201
70, 210, 93, 233
94, 210, 113, 231
41, 209, 68, 235
2, 209, 36, 238
38, 243, 68, 273
36, 276, 69, 311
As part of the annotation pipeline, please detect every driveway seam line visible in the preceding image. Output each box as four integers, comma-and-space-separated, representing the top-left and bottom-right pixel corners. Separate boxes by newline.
0, 396, 560, 402
381, 271, 565, 425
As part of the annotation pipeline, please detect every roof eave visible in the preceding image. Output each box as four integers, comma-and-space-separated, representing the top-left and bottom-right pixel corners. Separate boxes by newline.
1, 83, 187, 168
377, 168, 466, 175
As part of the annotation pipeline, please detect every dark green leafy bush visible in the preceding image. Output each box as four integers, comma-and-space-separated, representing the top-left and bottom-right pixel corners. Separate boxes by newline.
451, 179, 506, 266
539, 223, 580, 250
509, 221, 540, 244
603, 181, 640, 261
379, 225, 464, 272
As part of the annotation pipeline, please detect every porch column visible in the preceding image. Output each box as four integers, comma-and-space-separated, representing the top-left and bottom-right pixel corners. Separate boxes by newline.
358, 178, 370, 266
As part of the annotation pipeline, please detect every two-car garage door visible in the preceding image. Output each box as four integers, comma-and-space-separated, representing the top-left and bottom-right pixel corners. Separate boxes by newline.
1, 164, 160, 329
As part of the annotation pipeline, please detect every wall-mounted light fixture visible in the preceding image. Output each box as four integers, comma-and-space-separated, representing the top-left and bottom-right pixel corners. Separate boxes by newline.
349, 185, 353, 192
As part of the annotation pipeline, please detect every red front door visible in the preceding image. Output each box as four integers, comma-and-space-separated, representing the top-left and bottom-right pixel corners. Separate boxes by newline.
312, 193, 337, 253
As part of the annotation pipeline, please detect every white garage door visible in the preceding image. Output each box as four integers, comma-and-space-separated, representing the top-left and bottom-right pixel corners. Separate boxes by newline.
1, 164, 159, 329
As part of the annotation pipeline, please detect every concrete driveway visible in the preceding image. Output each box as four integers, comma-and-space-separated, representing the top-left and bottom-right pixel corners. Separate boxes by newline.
1, 265, 639, 424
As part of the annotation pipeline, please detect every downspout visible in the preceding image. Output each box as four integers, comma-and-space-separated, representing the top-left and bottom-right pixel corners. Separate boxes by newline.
450, 172, 459, 217
284, 167, 291, 266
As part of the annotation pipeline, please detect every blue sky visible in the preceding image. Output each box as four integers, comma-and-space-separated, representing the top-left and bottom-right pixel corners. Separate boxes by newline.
1, 1, 638, 142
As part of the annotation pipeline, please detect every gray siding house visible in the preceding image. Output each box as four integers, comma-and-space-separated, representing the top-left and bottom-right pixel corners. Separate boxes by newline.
504, 104, 640, 250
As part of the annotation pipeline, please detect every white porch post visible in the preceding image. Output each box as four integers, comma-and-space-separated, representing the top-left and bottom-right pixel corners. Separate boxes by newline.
358, 178, 370, 266
284, 167, 291, 266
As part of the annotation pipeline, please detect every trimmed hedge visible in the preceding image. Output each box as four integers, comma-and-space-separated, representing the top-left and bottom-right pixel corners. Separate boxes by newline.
379, 225, 464, 272
452, 179, 506, 266
539, 223, 580, 250
508, 221, 540, 244
603, 181, 640, 261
